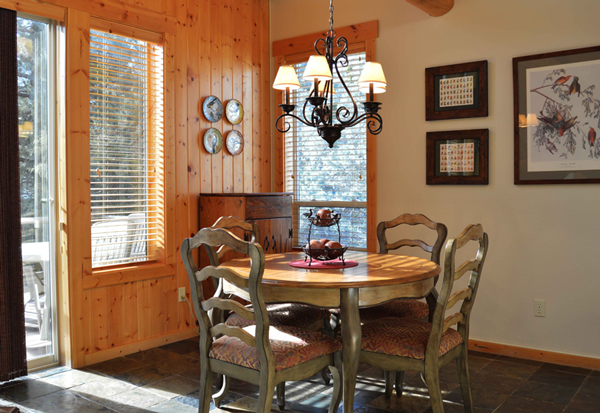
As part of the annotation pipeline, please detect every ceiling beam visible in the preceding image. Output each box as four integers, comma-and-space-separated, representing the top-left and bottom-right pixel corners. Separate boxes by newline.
405, 0, 454, 17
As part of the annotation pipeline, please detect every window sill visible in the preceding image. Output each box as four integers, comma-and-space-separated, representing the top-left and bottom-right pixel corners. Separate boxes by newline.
83, 261, 176, 289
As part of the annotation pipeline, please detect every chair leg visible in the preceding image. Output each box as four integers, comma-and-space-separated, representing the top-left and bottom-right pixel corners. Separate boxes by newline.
328, 353, 343, 413
320, 367, 331, 385
424, 368, 444, 413
257, 382, 275, 413
276, 382, 285, 411
212, 374, 229, 408
384, 371, 393, 399
394, 371, 404, 396
198, 362, 213, 413
457, 348, 474, 413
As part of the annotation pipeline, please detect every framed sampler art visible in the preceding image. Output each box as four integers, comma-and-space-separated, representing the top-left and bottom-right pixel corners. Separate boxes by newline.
426, 60, 488, 121
426, 129, 489, 185
514, 46, 600, 184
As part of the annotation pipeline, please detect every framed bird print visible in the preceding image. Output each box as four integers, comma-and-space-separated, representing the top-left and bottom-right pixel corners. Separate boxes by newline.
426, 129, 489, 185
426, 60, 488, 121
514, 46, 600, 184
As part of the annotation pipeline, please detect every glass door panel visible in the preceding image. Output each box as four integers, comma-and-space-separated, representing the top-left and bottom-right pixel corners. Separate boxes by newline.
17, 15, 57, 366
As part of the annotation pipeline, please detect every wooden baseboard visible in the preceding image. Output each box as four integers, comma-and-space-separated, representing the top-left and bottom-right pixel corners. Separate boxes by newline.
84, 328, 198, 366
469, 339, 600, 371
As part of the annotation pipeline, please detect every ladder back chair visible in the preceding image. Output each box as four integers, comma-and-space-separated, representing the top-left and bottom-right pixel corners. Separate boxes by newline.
359, 224, 488, 413
208, 216, 333, 409
361, 213, 447, 323
182, 227, 343, 413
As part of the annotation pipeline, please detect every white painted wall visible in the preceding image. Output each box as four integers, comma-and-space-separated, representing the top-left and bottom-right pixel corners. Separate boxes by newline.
271, 0, 600, 359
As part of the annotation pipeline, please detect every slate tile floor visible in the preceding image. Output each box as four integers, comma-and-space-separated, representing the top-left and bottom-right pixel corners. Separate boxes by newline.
1, 340, 599, 413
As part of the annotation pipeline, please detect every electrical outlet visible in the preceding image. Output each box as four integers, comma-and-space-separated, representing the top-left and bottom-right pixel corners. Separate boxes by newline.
534, 299, 545, 317
178, 287, 186, 303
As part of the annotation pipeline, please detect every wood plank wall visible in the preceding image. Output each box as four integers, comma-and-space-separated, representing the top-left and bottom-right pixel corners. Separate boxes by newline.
5, 0, 271, 367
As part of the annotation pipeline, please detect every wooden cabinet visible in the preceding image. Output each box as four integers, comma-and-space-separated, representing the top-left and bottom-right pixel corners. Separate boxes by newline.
199, 193, 293, 266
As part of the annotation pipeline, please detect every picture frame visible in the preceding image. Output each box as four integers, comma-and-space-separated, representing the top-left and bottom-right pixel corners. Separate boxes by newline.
514, 46, 600, 185
426, 129, 489, 185
426, 60, 488, 121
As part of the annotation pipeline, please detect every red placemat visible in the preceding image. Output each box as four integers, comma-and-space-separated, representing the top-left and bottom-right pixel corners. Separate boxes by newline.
288, 259, 359, 269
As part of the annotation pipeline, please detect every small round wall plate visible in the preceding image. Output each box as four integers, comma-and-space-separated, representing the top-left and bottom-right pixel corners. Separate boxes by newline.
203, 96, 223, 122
225, 99, 244, 125
226, 130, 244, 156
203, 128, 223, 154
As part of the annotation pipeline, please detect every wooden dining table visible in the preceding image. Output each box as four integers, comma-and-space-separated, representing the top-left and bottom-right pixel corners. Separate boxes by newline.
220, 250, 441, 413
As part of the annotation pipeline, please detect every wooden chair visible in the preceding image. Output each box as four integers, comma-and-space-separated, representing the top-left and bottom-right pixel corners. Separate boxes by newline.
208, 216, 333, 409
361, 213, 447, 323
359, 224, 488, 412
181, 227, 343, 413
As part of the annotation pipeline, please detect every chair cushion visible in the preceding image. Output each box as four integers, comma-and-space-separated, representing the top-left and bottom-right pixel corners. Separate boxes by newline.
360, 299, 429, 322
209, 324, 342, 371
225, 304, 330, 331
361, 318, 463, 360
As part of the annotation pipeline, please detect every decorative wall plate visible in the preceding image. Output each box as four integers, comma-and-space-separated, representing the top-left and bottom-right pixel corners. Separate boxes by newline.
225, 99, 244, 124
203, 128, 223, 154
203, 96, 223, 122
226, 130, 244, 156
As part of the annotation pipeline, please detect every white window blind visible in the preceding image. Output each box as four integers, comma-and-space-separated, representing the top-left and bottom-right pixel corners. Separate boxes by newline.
284, 52, 368, 249
90, 30, 165, 268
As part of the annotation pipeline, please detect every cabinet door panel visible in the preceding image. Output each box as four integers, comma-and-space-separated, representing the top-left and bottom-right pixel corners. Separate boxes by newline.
247, 219, 272, 254
270, 218, 293, 253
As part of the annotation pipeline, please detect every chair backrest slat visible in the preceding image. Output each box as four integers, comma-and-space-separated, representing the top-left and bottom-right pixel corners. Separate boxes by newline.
210, 324, 257, 347
387, 239, 434, 253
446, 287, 472, 311
454, 259, 478, 281
210, 216, 260, 262
196, 266, 249, 289
377, 213, 447, 266
202, 297, 256, 322
426, 224, 488, 360
442, 312, 464, 334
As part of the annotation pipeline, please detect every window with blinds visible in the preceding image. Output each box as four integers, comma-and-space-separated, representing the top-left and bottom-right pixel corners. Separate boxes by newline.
90, 30, 165, 268
285, 52, 368, 249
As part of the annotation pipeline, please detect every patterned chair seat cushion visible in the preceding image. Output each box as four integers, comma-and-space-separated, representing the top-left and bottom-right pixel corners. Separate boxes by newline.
225, 304, 330, 331
209, 324, 342, 371
361, 317, 463, 360
359, 299, 429, 322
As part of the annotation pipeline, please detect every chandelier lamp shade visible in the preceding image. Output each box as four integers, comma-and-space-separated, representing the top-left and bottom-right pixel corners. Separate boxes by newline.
273, 0, 386, 148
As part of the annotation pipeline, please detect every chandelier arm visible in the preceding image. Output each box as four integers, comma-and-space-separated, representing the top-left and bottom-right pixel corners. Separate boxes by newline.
314, 38, 326, 56
302, 97, 316, 125
275, 112, 315, 134
332, 56, 359, 124
343, 112, 383, 135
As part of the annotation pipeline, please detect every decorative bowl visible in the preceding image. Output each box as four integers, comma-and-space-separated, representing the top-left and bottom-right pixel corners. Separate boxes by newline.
302, 245, 348, 261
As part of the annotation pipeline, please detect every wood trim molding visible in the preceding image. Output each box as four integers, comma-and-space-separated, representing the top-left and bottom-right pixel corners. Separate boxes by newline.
83, 328, 197, 366
405, 0, 454, 17
90, 17, 164, 44
83, 263, 176, 289
0, 0, 65, 21
272, 20, 378, 57
469, 340, 600, 371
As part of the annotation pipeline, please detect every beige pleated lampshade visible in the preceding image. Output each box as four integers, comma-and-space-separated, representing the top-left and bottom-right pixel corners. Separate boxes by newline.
273, 65, 301, 90
303, 55, 333, 81
358, 62, 387, 94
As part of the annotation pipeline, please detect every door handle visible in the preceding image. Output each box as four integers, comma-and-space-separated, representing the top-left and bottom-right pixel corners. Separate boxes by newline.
272, 236, 277, 252
264, 236, 270, 252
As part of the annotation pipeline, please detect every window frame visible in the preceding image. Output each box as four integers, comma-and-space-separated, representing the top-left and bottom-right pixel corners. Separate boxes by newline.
65, 18, 175, 288
273, 22, 378, 252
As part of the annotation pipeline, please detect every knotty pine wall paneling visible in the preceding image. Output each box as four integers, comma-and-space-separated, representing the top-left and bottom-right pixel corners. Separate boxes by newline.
2, 0, 271, 367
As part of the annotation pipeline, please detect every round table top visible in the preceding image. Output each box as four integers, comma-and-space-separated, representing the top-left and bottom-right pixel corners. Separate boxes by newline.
220, 251, 440, 289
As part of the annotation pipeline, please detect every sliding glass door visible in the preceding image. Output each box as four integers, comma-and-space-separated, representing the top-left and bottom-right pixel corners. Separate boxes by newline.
17, 14, 57, 368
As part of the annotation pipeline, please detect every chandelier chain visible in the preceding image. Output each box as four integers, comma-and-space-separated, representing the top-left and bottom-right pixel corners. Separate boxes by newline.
329, 0, 334, 35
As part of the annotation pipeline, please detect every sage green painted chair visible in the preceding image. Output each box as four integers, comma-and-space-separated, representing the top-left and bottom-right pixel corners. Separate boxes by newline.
181, 227, 343, 413
359, 224, 488, 413
208, 216, 333, 409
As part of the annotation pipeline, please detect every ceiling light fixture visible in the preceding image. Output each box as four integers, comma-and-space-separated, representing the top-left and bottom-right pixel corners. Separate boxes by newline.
273, 0, 386, 148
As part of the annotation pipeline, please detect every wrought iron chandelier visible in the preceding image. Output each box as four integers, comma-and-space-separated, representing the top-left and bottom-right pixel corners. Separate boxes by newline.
272, 0, 387, 148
